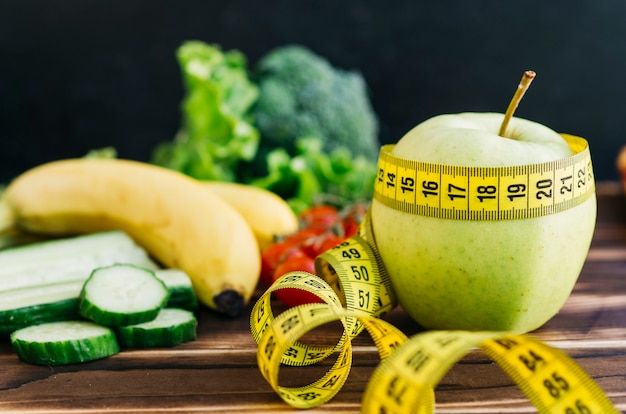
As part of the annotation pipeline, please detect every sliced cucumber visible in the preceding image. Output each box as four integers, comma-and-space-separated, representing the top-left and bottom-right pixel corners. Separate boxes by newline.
117, 308, 197, 348
0, 231, 157, 334
10, 320, 120, 366
79, 264, 169, 327
154, 269, 198, 310
0, 231, 157, 291
0, 298, 80, 336
0, 280, 83, 313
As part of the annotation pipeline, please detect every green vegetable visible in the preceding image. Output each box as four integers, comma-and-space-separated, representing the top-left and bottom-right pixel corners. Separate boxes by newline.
79, 264, 169, 327
84, 146, 117, 159
146, 41, 380, 212
11, 320, 120, 366
0, 231, 157, 335
0, 298, 81, 336
116, 308, 197, 348
250, 45, 380, 162
251, 137, 376, 214
154, 269, 198, 310
151, 41, 260, 181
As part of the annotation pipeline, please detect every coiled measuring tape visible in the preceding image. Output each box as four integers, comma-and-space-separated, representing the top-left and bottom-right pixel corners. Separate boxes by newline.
250, 135, 618, 412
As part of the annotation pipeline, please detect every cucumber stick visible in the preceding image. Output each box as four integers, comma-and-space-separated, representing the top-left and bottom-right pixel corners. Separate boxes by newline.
0, 230, 156, 286
117, 308, 197, 348
0, 231, 157, 333
79, 264, 169, 327
10, 321, 120, 366
0, 298, 80, 335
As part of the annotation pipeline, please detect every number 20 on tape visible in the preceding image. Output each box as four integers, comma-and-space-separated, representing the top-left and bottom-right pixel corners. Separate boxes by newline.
374, 135, 594, 220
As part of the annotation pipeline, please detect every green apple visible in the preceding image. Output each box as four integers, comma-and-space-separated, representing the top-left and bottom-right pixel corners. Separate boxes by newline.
371, 111, 597, 333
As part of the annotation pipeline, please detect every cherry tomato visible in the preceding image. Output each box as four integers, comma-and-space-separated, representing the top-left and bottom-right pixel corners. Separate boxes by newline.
299, 230, 338, 258
314, 235, 348, 256
272, 255, 322, 308
299, 205, 339, 229
261, 202, 369, 289
340, 215, 360, 238
260, 240, 307, 287
288, 226, 328, 242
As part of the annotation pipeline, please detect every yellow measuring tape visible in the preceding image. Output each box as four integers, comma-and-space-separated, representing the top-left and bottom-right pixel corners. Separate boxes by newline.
374, 134, 595, 220
250, 135, 619, 413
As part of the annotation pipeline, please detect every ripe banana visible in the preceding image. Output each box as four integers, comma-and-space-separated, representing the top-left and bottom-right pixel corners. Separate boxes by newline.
0, 195, 14, 233
3, 158, 261, 317
203, 181, 298, 251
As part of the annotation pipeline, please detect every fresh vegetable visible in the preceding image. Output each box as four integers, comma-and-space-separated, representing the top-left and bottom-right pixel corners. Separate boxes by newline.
299, 204, 340, 228
0, 297, 81, 336
260, 202, 367, 308
151, 41, 260, 182
251, 44, 379, 162
3, 252, 199, 364
247, 45, 380, 212
249, 137, 377, 214
4, 253, 199, 365
272, 255, 322, 308
154, 269, 198, 310
0, 231, 157, 335
84, 146, 118, 159
260, 239, 309, 287
2, 157, 261, 317
78, 264, 169, 327
116, 308, 197, 348
10, 321, 120, 366
147, 41, 379, 214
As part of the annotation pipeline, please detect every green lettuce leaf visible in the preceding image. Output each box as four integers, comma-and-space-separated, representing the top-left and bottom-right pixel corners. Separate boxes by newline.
251, 136, 376, 214
151, 41, 260, 181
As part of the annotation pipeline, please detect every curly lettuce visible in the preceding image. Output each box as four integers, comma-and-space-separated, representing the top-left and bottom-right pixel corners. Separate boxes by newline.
151, 41, 260, 181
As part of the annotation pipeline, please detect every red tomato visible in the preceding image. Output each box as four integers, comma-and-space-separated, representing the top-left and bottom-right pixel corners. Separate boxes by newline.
314, 235, 348, 257
276, 228, 320, 259
340, 215, 360, 238
260, 241, 307, 287
286, 226, 324, 241
299, 205, 339, 229
299, 230, 336, 258
272, 255, 323, 308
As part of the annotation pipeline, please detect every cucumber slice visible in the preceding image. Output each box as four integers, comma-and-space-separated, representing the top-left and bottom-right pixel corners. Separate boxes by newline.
0, 231, 158, 334
154, 269, 198, 310
10, 320, 120, 366
79, 264, 169, 327
117, 308, 197, 348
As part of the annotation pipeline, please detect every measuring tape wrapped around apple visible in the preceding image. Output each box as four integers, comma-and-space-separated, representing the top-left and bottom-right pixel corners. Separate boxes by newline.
250, 72, 619, 412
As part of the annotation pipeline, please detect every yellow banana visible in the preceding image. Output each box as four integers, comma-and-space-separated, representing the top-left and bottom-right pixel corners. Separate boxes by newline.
0, 196, 15, 233
203, 181, 299, 251
3, 158, 260, 317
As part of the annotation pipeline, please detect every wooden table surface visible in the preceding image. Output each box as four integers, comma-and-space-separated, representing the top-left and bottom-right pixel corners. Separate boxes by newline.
1, 183, 625, 413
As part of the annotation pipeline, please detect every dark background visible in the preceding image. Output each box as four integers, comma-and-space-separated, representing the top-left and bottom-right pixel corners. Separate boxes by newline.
1, 1, 625, 183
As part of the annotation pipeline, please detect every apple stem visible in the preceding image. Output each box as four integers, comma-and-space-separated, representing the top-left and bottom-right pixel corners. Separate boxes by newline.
498, 70, 536, 138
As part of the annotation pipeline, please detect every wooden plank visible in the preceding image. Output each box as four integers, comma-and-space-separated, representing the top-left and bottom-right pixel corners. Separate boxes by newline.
1, 188, 625, 413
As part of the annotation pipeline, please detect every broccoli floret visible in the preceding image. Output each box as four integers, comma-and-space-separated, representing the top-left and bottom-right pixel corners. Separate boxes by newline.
251, 45, 380, 162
